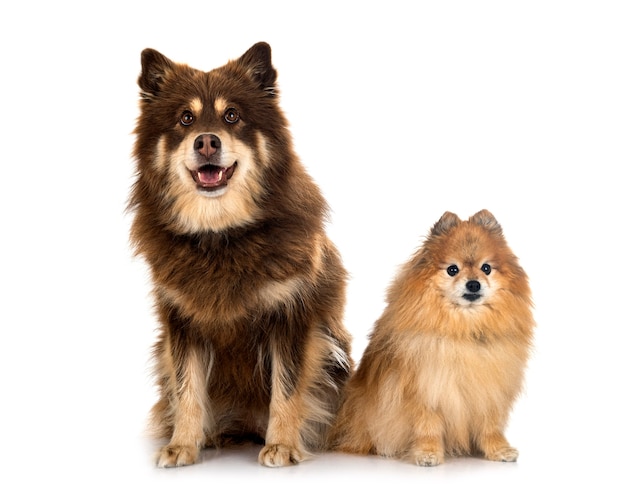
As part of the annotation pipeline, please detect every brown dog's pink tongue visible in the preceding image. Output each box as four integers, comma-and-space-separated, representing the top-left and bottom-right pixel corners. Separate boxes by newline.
198, 168, 224, 186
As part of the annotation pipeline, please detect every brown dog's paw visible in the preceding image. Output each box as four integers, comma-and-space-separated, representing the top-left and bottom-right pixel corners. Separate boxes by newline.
258, 443, 304, 467
156, 444, 199, 468
486, 446, 519, 462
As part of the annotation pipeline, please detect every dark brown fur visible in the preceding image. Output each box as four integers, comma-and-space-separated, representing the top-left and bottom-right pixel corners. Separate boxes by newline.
129, 43, 352, 467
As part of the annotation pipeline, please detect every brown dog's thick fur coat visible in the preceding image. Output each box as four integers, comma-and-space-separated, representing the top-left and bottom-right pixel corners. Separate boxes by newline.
129, 43, 352, 467
331, 210, 534, 466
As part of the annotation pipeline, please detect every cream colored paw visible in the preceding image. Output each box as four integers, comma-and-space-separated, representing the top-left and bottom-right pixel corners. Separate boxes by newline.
156, 444, 199, 468
258, 443, 304, 467
486, 446, 519, 462
414, 450, 444, 467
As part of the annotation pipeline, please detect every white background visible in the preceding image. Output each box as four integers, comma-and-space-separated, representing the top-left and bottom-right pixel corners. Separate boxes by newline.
1, 1, 625, 499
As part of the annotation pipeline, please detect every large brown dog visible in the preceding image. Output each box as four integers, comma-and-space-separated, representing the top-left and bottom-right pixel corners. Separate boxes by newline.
129, 42, 352, 468
331, 210, 534, 466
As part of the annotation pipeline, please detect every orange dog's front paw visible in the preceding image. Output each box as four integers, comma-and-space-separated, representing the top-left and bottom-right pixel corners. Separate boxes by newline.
486, 446, 519, 462
258, 443, 304, 467
413, 449, 444, 467
156, 444, 199, 468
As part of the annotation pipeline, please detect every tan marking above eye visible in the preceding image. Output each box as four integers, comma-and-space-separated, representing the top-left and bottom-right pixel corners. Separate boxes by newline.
189, 97, 203, 115
213, 97, 228, 115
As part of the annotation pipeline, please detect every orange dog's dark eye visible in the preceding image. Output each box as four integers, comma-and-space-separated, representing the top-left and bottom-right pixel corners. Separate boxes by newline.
447, 265, 459, 276
224, 108, 240, 124
481, 263, 492, 275
180, 111, 195, 126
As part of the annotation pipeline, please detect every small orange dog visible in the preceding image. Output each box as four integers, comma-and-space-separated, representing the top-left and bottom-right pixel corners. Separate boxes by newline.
332, 210, 534, 465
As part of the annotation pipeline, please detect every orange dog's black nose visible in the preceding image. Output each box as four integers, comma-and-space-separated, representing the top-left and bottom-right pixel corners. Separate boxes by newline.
466, 280, 481, 293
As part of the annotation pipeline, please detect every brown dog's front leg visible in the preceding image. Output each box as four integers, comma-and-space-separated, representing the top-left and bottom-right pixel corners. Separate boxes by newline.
156, 344, 210, 468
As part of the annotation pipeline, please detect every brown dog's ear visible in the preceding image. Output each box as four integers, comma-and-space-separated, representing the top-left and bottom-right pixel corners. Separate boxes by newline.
431, 212, 461, 236
237, 42, 277, 95
138, 48, 175, 99
469, 209, 503, 234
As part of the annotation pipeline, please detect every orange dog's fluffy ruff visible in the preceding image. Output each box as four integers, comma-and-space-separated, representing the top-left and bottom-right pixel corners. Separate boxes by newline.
331, 210, 534, 466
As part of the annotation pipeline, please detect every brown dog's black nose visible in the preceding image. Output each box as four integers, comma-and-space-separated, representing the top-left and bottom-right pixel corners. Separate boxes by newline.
194, 134, 221, 159
466, 280, 481, 293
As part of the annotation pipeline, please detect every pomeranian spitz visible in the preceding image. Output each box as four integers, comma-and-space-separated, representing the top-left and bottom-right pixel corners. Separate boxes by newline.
129, 42, 352, 468
331, 210, 534, 466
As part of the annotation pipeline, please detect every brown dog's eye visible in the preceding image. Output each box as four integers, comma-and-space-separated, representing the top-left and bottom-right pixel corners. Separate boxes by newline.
180, 111, 195, 126
481, 263, 492, 275
447, 265, 459, 277
224, 108, 240, 124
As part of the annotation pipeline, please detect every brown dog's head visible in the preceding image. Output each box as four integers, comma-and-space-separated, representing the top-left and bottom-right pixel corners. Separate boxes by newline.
131, 43, 294, 234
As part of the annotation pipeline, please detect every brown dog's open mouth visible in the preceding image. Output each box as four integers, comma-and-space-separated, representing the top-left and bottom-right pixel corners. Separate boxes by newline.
190, 162, 237, 191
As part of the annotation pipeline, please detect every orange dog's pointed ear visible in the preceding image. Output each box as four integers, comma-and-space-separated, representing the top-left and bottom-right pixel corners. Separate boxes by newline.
431, 211, 461, 236
469, 209, 502, 234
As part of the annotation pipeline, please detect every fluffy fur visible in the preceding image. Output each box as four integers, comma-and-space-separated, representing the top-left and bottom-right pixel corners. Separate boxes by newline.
331, 210, 534, 466
129, 42, 352, 468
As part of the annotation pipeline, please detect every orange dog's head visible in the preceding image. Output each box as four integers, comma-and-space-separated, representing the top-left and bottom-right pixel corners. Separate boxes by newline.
387, 209, 534, 339
427, 210, 529, 310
